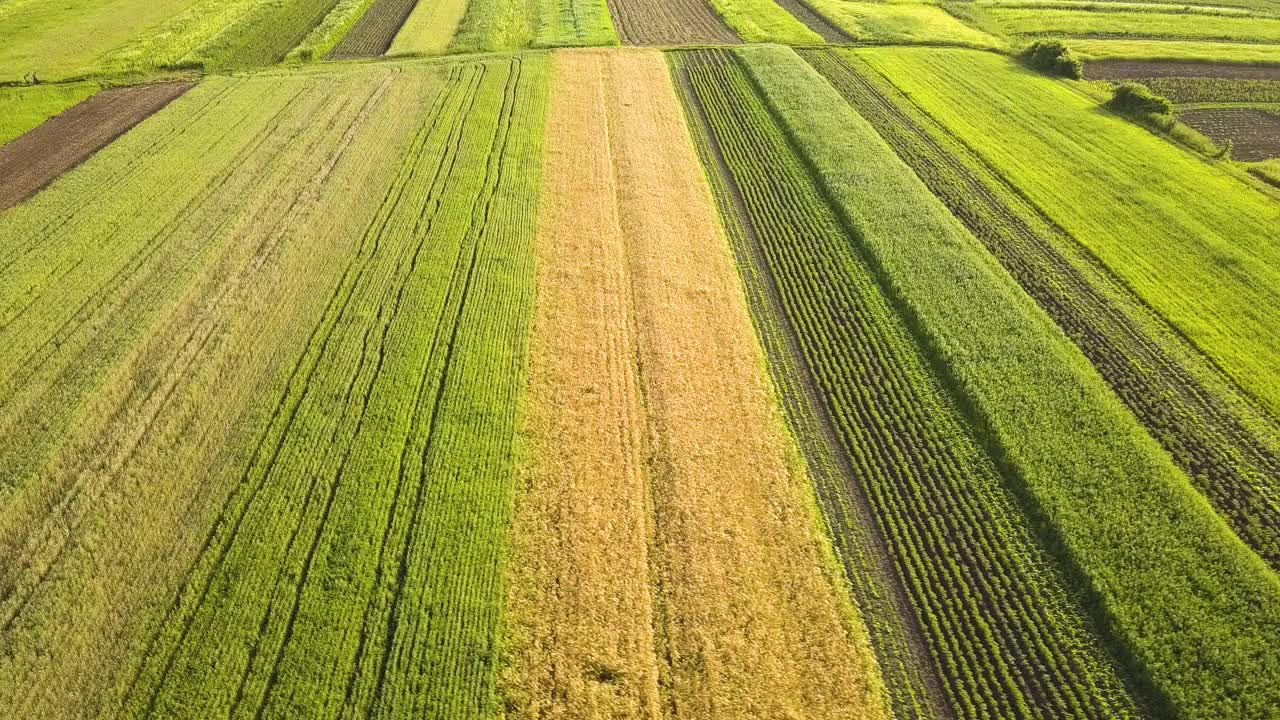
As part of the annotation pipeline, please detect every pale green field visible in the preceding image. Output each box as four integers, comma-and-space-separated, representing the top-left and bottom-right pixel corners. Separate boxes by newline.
0, 0, 198, 80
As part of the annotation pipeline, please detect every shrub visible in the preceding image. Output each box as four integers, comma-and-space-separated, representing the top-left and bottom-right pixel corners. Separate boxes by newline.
1109, 82, 1175, 118
1020, 40, 1083, 79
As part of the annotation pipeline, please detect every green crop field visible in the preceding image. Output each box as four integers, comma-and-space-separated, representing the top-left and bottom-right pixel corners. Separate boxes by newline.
0, 82, 99, 146
1, 0, 1279, 718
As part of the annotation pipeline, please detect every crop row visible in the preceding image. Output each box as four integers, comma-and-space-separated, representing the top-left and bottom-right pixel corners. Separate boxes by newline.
801, 48, 1280, 571
1144, 77, 1280, 103
0, 65, 427, 717
118, 58, 545, 720
0, 57, 548, 720
671, 48, 1142, 720
607, 0, 739, 45
747, 44, 1280, 720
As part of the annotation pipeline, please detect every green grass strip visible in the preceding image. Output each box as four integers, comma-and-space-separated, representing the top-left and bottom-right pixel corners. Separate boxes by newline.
735, 43, 1280, 720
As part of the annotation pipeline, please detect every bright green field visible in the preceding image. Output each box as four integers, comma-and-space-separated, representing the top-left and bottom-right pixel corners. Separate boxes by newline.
805, 1, 1004, 47
858, 47, 1280, 417
758, 43, 1280, 720
0, 82, 98, 146
1073, 38, 1280, 64
985, 6, 1280, 42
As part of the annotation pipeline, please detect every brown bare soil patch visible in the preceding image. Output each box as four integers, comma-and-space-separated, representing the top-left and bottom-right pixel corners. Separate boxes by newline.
0, 82, 192, 212
607, 0, 739, 45
327, 0, 420, 58
1181, 106, 1280, 159
501, 48, 886, 720
1088, 59, 1280, 80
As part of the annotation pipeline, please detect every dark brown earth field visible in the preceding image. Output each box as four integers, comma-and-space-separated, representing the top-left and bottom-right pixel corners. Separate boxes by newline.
0, 82, 191, 211
1087, 59, 1280, 81
1181, 107, 1280, 160
608, 0, 740, 45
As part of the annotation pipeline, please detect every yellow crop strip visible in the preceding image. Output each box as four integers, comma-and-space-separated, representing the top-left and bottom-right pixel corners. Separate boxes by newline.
501, 47, 889, 720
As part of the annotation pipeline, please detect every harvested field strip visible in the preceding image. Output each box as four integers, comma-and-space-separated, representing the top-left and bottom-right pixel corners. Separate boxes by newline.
0, 64, 428, 719
1086, 59, 1280, 80
328, 0, 420, 58
1181, 106, 1280, 159
607, 0, 739, 45
0, 82, 191, 212
0, 57, 550, 720
672, 47, 1143, 720
805, 47, 1280, 572
502, 48, 886, 720
754, 44, 1280, 720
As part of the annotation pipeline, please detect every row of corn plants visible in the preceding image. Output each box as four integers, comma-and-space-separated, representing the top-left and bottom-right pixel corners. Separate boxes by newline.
670, 47, 1143, 720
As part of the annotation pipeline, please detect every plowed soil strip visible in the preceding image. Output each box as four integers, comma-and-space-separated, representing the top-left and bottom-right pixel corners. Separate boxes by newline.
1182, 106, 1280, 160
1087, 59, 1280, 80
775, 0, 851, 43
0, 82, 192, 212
607, 0, 739, 45
327, 0, 421, 58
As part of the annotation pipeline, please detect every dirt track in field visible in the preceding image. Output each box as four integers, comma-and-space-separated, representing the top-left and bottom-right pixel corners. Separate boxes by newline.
327, 0, 420, 58
607, 0, 739, 45
1182, 107, 1280, 160
0, 82, 192, 211
1087, 59, 1280, 80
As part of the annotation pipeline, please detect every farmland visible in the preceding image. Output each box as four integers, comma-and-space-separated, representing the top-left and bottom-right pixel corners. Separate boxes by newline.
502, 49, 886, 718
3, 0, 1280, 718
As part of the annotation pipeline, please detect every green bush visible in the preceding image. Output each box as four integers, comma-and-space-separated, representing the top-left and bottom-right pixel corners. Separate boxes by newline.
1109, 82, 1174, 115
1020, 39, 1082, 79
1109, 81, 1175, 122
